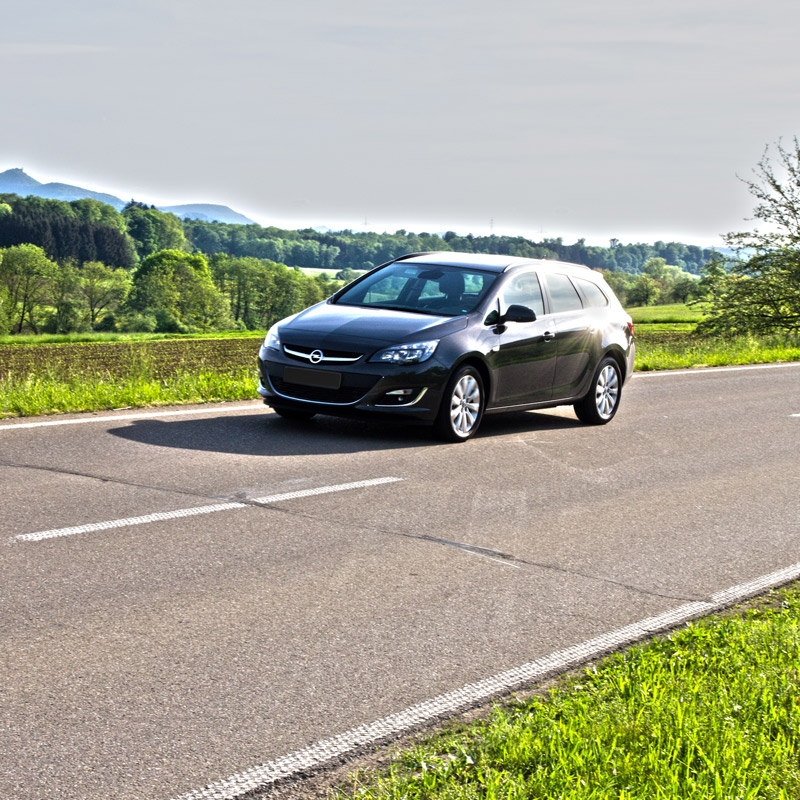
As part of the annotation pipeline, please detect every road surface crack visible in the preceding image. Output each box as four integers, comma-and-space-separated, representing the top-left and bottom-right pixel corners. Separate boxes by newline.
253, 503, 702, 604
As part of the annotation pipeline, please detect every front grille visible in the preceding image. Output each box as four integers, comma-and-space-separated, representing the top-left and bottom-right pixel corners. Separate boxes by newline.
270, 378, 374, 404
282, 343, 363, 363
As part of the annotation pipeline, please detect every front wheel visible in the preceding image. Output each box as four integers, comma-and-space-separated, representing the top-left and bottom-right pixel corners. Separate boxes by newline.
434, 366, 485, 442
573, 356, 621, 425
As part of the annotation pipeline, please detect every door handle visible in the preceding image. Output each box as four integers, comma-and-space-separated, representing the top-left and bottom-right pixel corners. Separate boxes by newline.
543, 330, 555, 342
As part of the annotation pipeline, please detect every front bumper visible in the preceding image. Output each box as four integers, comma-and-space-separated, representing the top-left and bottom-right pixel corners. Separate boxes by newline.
257, 344, 448, 423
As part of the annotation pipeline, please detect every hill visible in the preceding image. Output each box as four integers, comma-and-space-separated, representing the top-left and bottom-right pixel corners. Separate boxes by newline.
0, 168, 254, 225
159, 203, 255, 225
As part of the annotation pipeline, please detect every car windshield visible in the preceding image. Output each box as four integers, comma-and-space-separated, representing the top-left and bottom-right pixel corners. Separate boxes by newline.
335, 263, 498, 316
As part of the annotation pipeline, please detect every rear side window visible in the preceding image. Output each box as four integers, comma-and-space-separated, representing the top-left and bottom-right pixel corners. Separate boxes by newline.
574, 278, 609, 308
546, 273, 583, 313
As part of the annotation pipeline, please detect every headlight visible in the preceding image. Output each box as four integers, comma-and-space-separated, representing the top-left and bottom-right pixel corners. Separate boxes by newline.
370, 340, 439, 365
264, 323, 281, 350
263, 313, 299, 350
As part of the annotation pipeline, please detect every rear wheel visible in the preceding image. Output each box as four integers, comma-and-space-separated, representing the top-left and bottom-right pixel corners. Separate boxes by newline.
573, 356, 621, 425
434, 366, 485, 442
272, 406, 316, 421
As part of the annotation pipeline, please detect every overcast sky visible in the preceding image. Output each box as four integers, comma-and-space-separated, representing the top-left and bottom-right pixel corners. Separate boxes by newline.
2, 0, 800, 247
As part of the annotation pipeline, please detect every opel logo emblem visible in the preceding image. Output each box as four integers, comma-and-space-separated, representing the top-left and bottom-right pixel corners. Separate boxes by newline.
310, 349, 324, 364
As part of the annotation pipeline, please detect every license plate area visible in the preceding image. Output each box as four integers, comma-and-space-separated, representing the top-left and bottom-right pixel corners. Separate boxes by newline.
283, 366, 342, 390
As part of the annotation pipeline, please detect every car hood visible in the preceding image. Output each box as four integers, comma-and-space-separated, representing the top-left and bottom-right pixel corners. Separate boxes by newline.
281, 302, 468, 348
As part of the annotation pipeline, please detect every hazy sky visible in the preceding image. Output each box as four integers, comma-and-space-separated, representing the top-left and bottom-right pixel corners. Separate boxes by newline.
2, 0, 800, 246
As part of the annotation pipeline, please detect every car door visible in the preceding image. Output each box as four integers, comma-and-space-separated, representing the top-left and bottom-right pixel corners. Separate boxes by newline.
481, 270, 558, 407
541, 272, 596, 399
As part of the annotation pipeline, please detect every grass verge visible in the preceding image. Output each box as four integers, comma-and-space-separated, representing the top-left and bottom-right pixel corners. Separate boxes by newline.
0, 366, 256, 418
635, 331, 800, 371
336, 585, 800, 800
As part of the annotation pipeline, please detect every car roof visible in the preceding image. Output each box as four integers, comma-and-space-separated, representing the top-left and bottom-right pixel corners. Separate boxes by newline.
398, 251, 591, 275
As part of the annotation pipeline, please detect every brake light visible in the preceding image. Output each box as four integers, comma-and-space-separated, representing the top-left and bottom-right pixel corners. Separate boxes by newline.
627, 321, 635, 337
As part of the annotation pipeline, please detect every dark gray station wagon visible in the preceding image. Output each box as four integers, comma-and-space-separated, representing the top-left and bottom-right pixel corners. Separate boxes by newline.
258, 252, 635, 441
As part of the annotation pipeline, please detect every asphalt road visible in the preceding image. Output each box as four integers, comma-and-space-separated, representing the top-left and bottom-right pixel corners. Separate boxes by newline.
1, 364, 799, 800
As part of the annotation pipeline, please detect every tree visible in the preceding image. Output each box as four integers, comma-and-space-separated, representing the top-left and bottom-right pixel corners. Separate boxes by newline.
126, 249, 232, 331
0, 244, 57, 333
701, 138, 800, 334
122, 204, 187, 260
45, 261, 86, 333
78, 262, 132, 328
626, 274, 660, 307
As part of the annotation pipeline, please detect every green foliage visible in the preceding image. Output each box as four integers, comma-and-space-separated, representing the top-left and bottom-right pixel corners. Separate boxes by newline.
183, 219, 717, 276
0, 244, 58, 333
78, 261, 132, 328
210, 253, 337, 329
0, 195, 136, 269
702, 138, 800, 335
700, 250, 800, 334
126, 249, 233, 332
122, 201, 188, 259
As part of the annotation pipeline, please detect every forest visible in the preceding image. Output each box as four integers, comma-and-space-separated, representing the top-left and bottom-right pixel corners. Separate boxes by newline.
0, 193, 710, 335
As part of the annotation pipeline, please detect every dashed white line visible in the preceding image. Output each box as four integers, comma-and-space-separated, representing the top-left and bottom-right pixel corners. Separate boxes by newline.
14, 477, 403, 543
170, 560, 800, 800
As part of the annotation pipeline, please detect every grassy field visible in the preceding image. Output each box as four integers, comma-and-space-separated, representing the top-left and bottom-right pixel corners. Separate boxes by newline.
626, 303, 707, 324
0, 338, 260, 418
335, 584, 800, 800
0, 330, 265, 346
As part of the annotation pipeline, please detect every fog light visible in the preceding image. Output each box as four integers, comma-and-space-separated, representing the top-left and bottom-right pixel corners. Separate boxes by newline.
376, 388, 427, 407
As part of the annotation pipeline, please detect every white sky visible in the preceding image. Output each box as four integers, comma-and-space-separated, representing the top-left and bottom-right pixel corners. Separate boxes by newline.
2, 0, 800, 247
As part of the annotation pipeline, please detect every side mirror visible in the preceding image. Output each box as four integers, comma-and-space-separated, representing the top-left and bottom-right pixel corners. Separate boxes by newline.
500, 304, 537, 324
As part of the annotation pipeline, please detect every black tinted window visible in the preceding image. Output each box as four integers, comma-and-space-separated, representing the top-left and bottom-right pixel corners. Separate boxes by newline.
575, 278, 609, 308
501, 272, 544, 316
546, 273, 583, 313
336, 263, 497, 316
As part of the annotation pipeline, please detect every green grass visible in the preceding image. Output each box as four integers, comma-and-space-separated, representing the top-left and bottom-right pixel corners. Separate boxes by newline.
0, 366, 256, 418
338, 586, 800, 800
627, 303, 707, 324
0, 330, 265, 345
635, 333, 800, 371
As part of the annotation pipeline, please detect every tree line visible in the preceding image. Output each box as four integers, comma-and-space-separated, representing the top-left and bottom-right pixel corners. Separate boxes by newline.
4, 132, 799, 339
1, 193, 717, 275
0, 246, 338, 335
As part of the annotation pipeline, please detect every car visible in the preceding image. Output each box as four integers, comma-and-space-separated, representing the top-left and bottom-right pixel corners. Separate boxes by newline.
257, 252, 635, 441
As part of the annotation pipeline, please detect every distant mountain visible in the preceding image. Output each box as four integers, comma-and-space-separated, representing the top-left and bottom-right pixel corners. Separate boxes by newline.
160, 204, 255, 225
0, 167, 124, 208
0, 168, 255, 225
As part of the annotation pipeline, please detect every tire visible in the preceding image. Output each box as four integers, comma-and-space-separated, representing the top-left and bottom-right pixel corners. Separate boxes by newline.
434, 365, 485, 442
272, 406, 316, 421
573, 356, 621, 425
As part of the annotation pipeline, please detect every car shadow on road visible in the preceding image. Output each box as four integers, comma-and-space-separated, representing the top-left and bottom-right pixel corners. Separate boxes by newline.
107, 408, 582, 457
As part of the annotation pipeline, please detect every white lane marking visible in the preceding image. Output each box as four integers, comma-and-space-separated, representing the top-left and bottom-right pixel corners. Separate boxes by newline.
14, 477, 403, 543
0, 405, 263, 431
634, 362, 800, 378
170, 560, 800, 800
